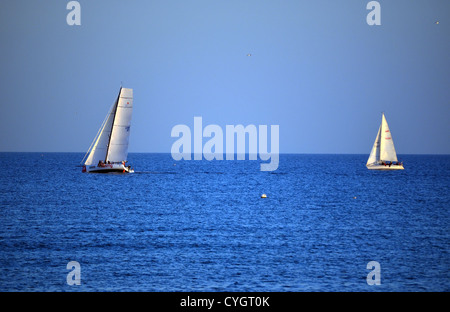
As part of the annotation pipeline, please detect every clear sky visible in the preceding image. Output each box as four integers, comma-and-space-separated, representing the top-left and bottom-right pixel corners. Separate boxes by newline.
0, 0, 449, 154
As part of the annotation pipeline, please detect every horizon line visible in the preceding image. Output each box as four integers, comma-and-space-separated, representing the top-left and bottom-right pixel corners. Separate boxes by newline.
1, 151, 449, 156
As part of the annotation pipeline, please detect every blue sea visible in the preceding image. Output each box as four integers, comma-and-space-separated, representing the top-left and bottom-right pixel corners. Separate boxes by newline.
0, 153, 448, 292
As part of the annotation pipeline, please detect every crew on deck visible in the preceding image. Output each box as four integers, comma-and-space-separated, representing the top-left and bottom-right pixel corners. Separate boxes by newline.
381, 160, 402, 166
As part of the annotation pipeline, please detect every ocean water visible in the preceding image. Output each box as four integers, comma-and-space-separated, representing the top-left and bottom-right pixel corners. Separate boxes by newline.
0, 153, 448, 292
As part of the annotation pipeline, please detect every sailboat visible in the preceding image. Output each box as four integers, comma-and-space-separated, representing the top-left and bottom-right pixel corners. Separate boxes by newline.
366, 113, 404, 170
81, 87, 134, 173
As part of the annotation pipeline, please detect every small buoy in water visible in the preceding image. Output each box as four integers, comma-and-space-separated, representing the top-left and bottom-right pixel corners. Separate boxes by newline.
261, 194, 267, 198
353, 196, 357, 199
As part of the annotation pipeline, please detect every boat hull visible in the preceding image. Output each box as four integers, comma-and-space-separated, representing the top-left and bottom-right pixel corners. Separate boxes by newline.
366, 164, 404, 170
82, 163, 134, 173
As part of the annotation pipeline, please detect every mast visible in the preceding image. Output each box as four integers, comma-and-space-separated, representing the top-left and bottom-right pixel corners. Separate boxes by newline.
105, 87, 122, 162
380, 113, 385, 160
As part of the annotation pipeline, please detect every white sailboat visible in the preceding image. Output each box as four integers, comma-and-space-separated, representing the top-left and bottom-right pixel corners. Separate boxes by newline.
366, 113, 404, 170
81, 87, 134, 173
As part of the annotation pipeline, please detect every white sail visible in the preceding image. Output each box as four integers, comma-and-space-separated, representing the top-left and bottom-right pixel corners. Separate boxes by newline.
84, 101, 117, 166
366, 113, 403, 169
106, 88, 133, 163
379, 113, 398, 162
366, 125, 381, 166
84, 87, 133, 166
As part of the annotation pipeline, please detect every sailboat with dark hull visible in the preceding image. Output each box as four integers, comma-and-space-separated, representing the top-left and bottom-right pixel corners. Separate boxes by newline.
366, 113, 404, 170
81, 87, 134, 173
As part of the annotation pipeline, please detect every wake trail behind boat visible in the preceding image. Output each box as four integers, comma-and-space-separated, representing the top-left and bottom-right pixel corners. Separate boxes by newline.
133, 171, 177, 174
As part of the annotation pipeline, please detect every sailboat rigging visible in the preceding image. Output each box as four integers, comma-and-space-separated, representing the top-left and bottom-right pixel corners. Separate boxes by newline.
366, 113, 404, 170
81, 87, 134, 173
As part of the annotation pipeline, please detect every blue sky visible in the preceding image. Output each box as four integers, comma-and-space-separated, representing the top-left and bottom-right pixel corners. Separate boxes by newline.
0, 0, 449, 154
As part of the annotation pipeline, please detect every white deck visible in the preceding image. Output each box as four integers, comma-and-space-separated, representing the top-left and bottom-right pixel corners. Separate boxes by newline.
366, 164, 404, 170
83, 163, 134, 173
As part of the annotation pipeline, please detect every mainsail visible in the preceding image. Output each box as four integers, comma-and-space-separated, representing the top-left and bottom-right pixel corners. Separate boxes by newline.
366, 113, 398, 166
83, 87, 133, 166
379, 113, 398, 162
